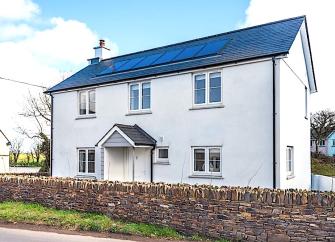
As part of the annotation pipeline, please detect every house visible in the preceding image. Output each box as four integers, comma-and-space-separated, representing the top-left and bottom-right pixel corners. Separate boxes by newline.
0, 130, 10, 173
46, 16, 317, 189
311, 131, 335, 156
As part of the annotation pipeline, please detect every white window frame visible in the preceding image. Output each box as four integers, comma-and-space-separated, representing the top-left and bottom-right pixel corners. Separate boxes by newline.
155, 147, 169, 164
191, 146, 222, 176
192, 70, 223, 107
286, 146, 294, 178
78, 89, 96, 116
77, 148, 96, 175
128, 81, 151, 112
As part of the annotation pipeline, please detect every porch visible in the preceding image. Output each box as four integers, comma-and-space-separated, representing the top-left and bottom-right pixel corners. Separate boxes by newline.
97, 124, 156, 182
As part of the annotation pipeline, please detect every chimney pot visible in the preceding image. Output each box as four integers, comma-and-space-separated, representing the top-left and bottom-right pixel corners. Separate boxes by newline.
99, 39, 105, 47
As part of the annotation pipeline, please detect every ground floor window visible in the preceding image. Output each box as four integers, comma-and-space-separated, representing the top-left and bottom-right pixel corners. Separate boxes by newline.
155, 147, 169, 163
192, 146, 221, 175
286, 146, 294, 177
319, 140, 325, 146
78, 148, 95, 174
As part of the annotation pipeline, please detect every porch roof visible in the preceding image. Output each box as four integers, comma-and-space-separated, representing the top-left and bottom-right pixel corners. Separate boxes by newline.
96, 124, 156, 147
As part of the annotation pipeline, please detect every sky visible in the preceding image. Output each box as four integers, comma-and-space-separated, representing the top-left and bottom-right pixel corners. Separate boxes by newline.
0, 0, 334, 149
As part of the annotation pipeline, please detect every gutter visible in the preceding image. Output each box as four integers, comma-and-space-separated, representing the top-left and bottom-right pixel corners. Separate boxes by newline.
272, 57, 276, 189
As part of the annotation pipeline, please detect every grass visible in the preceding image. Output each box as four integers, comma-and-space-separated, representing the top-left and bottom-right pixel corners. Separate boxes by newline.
0, 201, 229, 241
312, 159, 335, 177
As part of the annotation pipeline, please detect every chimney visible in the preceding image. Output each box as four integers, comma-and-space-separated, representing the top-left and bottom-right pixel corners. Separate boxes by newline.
88, 39, 110, 64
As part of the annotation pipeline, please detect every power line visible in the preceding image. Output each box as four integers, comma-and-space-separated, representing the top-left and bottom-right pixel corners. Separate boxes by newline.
0, 76, 47, 89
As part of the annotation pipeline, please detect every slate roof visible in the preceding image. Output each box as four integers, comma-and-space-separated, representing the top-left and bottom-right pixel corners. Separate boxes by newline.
48, 16, 306, 93
97, 124, 156, 146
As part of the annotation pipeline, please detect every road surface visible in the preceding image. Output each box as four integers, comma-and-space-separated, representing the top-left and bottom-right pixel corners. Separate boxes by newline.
0, 227, 135, 242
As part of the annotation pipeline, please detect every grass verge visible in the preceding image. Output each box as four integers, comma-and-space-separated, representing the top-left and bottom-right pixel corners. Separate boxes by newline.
312, 159, 335, 177
0, 201, 228, 241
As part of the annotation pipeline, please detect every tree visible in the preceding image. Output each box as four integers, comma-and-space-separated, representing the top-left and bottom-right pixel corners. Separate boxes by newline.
10, 138, 23, 165
18, 91, 51, 172
32, 143, 42, 164
311, 110, 335, 154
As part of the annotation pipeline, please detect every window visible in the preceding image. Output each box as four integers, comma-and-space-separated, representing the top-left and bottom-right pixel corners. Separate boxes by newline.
192, 147, 221, 175
193, 71, 222, 105
194, 74, 206, 104
332, 139, 335, 147
286, 146, 294, 177
319, 140, 325, 146
79, 90, 95, 116
129, 82, 151, 111
156, 147, 169, 163
78, 149, 95, 174
304, 86, 308, 119
209, 73, 222, 103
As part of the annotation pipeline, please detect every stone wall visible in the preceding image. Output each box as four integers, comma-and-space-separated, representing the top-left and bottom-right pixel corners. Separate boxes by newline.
0, 175, 334, 241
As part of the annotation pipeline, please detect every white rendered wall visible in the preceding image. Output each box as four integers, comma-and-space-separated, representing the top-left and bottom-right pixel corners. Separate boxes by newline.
277, 28, 311, 189
0, 135, 9, 173
52, 60, 275, 187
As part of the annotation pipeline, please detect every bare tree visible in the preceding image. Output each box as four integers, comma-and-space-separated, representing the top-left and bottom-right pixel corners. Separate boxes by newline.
10, 138, 23, 165
311, 110, 335, 153
18, 91, 51, 172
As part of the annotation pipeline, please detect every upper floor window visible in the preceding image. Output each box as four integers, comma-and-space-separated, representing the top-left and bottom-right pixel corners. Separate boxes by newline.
194, 71, 222, 105
192, 146, 221, 176
78, 148, 95, 175
332, 139, 335, 147
79, 90, 95, 115
129, 82, 151, 111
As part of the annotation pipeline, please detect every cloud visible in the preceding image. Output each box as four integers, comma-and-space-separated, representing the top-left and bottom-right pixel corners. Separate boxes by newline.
242, 0, 335, 112
0, 1, 118, 148
0, 0, 39, 21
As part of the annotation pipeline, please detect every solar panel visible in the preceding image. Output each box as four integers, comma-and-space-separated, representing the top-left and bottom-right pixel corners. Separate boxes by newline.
117, 57, 144, 71
152, 49, 183, 65
133, 53, 163, 69
99, 59, 129, 75
195, 39, 228, 57
173, 45, 205, 61
98, 38, 229, 76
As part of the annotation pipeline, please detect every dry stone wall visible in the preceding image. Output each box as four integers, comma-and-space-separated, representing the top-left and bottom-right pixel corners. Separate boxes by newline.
0, 175, 334, 241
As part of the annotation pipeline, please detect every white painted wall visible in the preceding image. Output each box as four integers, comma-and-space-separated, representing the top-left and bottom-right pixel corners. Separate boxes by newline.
9, 167, 41, 173
312, 174, 335, 192
52, 60, 275, 187
0, 133, 10, 173
277, 27, 311, 189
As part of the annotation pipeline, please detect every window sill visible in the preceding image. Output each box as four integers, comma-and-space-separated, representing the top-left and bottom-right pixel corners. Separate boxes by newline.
75, 115, 96, 120
75, 174, 97, 179
154, 161, 170, 165
189, 174, 223, 179
126, 110, 152, 116
189, 104, 225, 111
286, 175, 295, 180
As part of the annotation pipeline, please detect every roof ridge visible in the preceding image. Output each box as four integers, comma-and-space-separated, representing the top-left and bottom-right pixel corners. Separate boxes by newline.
101, 15, 306, 62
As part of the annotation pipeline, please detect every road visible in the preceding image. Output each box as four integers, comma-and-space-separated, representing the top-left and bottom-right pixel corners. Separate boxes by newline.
0, 227, 135, 242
